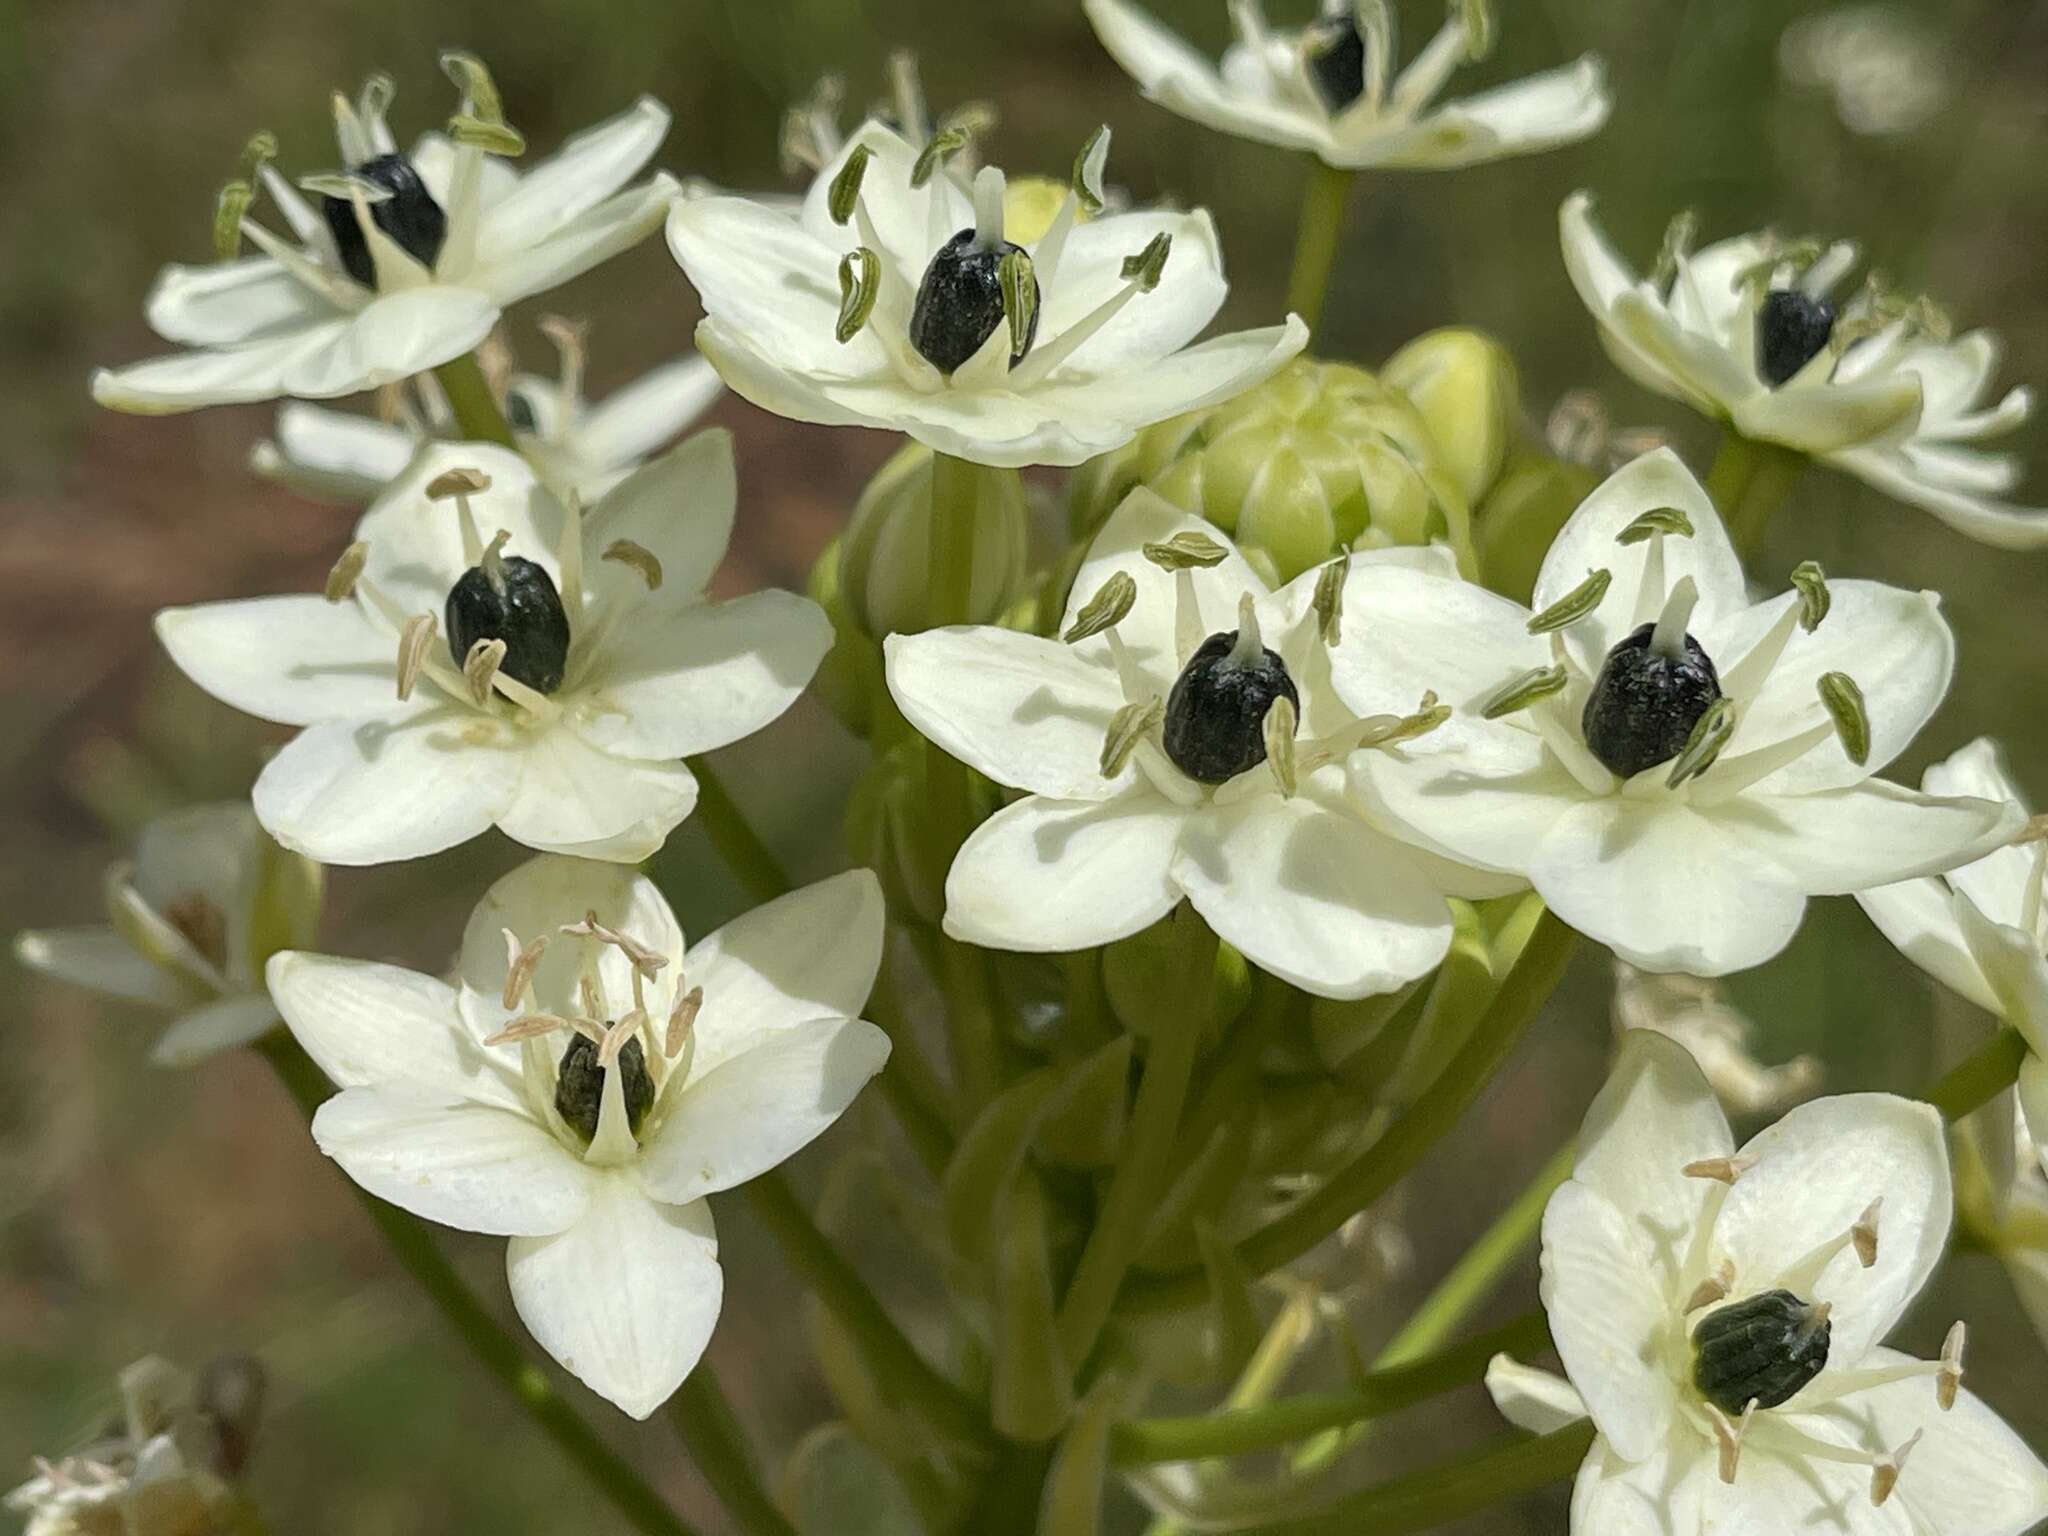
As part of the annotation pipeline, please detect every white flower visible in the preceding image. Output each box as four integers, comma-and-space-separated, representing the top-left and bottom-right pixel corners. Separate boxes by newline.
1329, 446, 2019, 975
93, 64, 679, 414
1859, 739, 2048, 1164
252, 327, 722, 506
14, 804, 317, 1067
1083, 0, 1609, 171
882, 488, 1515, 998
1562, 193, 2048, 548
155, 430, 829, 866
267, 856, 891, 1418
666, 119, 1307, 468
1612, 962, 1821, 1116
1486, 1030, 2048, 1536
1954, 1094, 2048, 1359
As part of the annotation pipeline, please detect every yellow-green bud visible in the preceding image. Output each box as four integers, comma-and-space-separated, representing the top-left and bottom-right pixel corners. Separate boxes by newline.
1070, 358, 1473, 585
1102, 917, 1251, 1040
1474, 448, 1599, 604
840, 442, 1029, 639
1381, 327, 1520, 506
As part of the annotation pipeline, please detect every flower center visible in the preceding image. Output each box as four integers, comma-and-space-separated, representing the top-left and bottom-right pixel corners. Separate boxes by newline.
1756, 288, 1836, 387
319, 152, 447, 288
1581, 621, 1722, 779
444, 541, 572, 696
1691, 1288, 1832, 1415
554, 1032, 654, 1145
1162, 627, 1300, 785
1304, 12, 1368, 111
164, 892, 230, 974
909, 229, 1041, 375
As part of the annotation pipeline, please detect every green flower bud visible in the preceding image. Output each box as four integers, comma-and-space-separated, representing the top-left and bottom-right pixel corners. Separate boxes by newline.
1102, 916, 1251, 1039
1070, 359, 1474, 585
1381, 327, 1521, 506
803, 534, 883, 738
1474, 448, 1600, 604
844, 738, 948, 926
841, 443, 1029, 639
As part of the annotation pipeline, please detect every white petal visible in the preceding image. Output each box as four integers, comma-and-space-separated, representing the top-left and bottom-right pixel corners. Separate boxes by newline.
352, 440, 562, 618
471, 176, 680, 307
574, 590, 829, 761
1669, 234, 1771, 349
690, 318, 874, 436
1172, 791, 1453, 999
1034, 208, 1225, 373
1538, 1180, 1679, 1461
144, 257, 322, 346
795, 120, 971, 270
582, 427, 736, 608
495, 727, 697, 863
1483, 1355, 1587, 1435
573, 355, 725, 470
312, 1083, 592, 1236
1331, 563, 1548, 728
1377, 56, 1611, 170
1569, 1437, 1716, 1536
253, 706, 522, 865
155, 595, 407, 727
943, 792, 1184, 952
151, 993, 278, 1067
479, 97, 670, 252
639, 1015, 890, 1206
1713, 1092, 1949, 1363
1349, 734, 1588, 885
1731, 372, 1923, 455
14, 927, 183, 1008
506, 1176, 721, 1420
1832, 445, 2048, 550
1715, 782, 2019, 897
1083, 0, 1330, 156
255, 402, 417, 502
666, 197, 870, 379
1923, 738, 2034, 923
884, 627, 1130, 802
1857, 878, 2000, 1014
1608, 288, 1761, 411
1953, 893, 2048, 1056
2019, 1057, 2048, 1179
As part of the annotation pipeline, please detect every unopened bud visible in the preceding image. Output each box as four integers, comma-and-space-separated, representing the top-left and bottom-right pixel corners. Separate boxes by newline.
839, 442, 1028, 638
1381, 327, 1520, 506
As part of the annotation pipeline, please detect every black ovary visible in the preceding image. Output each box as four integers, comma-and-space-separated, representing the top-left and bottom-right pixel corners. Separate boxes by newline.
1581, 622, 1721, 779
503, 386, 541, 434
445, 557, 573, 695
909, 229, 1040, 375
1692, 1288, 1832, 1414
1304, 13, 1368, 112
1163, 631, 1300, 785
320, 152, 448, 288
1756, 288, 1836, 387
555, 1034, 656, 1144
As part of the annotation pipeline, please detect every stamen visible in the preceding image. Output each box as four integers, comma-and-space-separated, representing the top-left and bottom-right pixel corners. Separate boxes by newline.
666, 985, 703, 1059
1176, 570, 1203, 664
578, 970, 603, 1025
1103, 630, 1153, 701
501, 928, 548, 1010
1688, 721, 1836, 807
1529, 703, 1616, 795
827, 145, 871, 226
427, 467, 491, 565
1683, 1153, 1756, 1185
887, 48, 930, 143
560, 910, 668, 974
1350, 693, 1449, 751
556, 491, 586, 630
324, 541, 369, 603
396, 612, 438, 701
463, 637, 508, 706
1684, 1261, 1735, 1314
1870, 1431, 1921, 1507
1063, 572, 1137, 644
1007, 233, 1172, 389
1227, 592, 1264, 666
483, 1012, 572, 1047
1357, 0, 1397, 113
1852, 1197, 1881, 1268
1776, 1199, 1879, 1295
1939, 1320, 1965, 1410
1101, 697, 1165, 779
601, 539, 663, 591
1706, 1399, 1755, 1483
1264, 695, 1299, 796
1527, 568, 1612, 635
597, 1012, 643, 1068
837, 247, 882, 342
1480, 665, 1568, 720
1720, 601, 1802, 705
1816, 672, 1871, 766
1666, 697, 1739, 790
538, 314, 588, 421
1649, 210, 1699, 293
1650, 576, 1700, 659
1313, 558, 1346, 646
1142, 532, 1231, 570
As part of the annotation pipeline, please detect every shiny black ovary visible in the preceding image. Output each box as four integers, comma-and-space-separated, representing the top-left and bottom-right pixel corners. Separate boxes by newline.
320, 152, 448, 288
555, 1033, 656, 1143
445, 556, 573, 695
1162, 631, 1300, 784
1581, 622, 1722, 779
1692, 1288, 1832, 1415
908, 229, 1040, 375
1304, 12, 1368, 112
1756, 288, 1836, 387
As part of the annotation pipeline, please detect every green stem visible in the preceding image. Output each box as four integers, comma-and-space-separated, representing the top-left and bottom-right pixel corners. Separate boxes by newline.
1056, 909, 1217, 1372
1236, 1423, 1595, 1536
254, 1034, 697, 1536
938, 933, 1003, 1111
433, 351, 518, 449
1927, 1028, 2030, 1122
686, 754, 794, 903
1110, 1311, 1549, 1466
1702, 430, 1806, 561
1121, 909, 1576, 1314
741, 1171, 990, 1448
929, 451, 982, 629
666, 1372, 798, 1536
1284, 158, 1357, 333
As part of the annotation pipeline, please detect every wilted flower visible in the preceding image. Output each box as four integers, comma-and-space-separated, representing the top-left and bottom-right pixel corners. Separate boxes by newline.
268, 856, 891, 1417
14, 804, 318, 1067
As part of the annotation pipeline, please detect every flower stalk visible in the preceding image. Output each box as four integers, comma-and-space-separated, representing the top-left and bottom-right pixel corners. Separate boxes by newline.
1926, 1027, 2030, 1123
665, 1374, 798, 1536
433, 351, 519, 448
1285, 160, 1357, 332
1703, 430, 1807, 558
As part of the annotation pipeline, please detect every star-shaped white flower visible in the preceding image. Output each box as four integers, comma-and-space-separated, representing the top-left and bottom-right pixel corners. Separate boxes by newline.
1486, 1031, 2048, 1536
268, 856, 892, 1419
883, 488, 1514, 998
1954, 1093, 2048, 1362
156, 430, 829, 866
667, 119, 1307, 468
1562, 192, 2048, 548
14, 803, 318, 1067
93, 63, 679, 414
1859, 739, 2048, 1165
1330, 447, 2019, 975
1083, 0, 1609, 171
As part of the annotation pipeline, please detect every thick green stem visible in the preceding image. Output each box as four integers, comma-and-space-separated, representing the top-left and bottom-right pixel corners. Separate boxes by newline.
254, 1034, 697, 1536
1120, 909, 1576, 1314
433, 351, 518, 448
1057, 909, 1217, 1372
1928, 1028, 2030, 1122
742, 1171, 990, 1448
666, 1373, 798, 1536
1285, 158, 1357, 333
1702, 430, 1806, 560
687, 755, 794, 904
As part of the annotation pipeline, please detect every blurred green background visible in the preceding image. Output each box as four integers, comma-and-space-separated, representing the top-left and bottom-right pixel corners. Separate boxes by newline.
3, 0, 2046, 1531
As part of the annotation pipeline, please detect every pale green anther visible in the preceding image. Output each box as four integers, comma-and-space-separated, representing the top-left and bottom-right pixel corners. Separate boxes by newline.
1455, 0, 1496, 61
211, 132, 278, 260
828, 145, 871, 226
1818, 671, 1870, 766
440, 51, 507, 126
1072, 125, 1110, 216
1313, 558, 1347, 647
1665, 696, 1738, 788
1101, 697, 1164, 778
1735, 237, 1825, 296
1064, 572, 1137, 643
1362, 692, 1451, 747
358, 72, 396, 125
1905, 293, 1954, 344
938, 101, 1000, 142
1527, 568, 1612, 634
298, 172, 396, 202
1650, 210, 1698, 291
836, 248, 880, 344
1480, 665, 1567, 721
999, 248, 1038, 356
1120, 233, 1171, 292
450, 116, 527, 156
1264, 696, 1299, 797
1616, 506, 1696, 545
910, 127, 970, 190
1790, 560, 1830, 631
1352, 0, 1394, 108
1142, 531, 1229, 570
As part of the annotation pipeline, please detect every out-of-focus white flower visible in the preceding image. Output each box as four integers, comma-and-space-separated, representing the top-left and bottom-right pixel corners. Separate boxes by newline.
1487, 1030, 2048, 1536
156, 432, 830, 866
268, 856, 892, 1418
1562, 193, 2048, 548
93, 60, 679, 414
1084, 0, 1609, 171
14, 804, 318, 1067
1954, 1093, 2048, 1359
1779, 5, 1949, 139
668, 120, 1306, 468
1612, 963, 1821, 1116
1332, 447, 2019, 975
883, 488, 1514, 998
